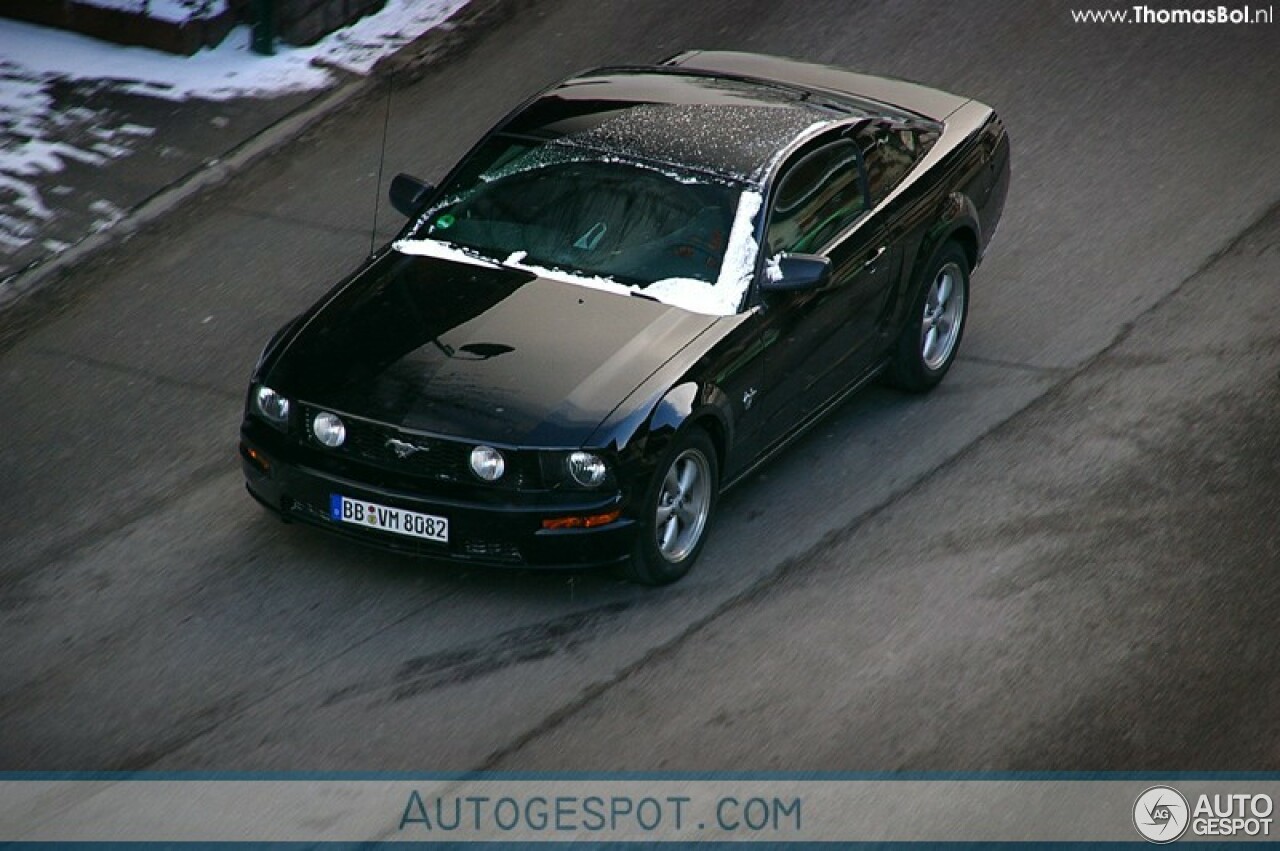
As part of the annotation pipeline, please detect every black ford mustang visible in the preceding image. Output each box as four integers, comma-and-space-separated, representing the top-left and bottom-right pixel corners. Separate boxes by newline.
240, 51, 1010, 584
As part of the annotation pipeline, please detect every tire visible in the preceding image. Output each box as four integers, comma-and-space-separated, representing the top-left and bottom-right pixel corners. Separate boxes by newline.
625, 428, 719, 586
885, 242, 970, 393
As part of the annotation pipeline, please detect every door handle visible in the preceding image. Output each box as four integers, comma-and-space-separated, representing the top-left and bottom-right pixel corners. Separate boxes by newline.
863, 245, 887, 269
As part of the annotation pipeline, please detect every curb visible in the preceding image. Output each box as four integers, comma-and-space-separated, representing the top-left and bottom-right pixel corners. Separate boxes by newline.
0, 0, 511, 350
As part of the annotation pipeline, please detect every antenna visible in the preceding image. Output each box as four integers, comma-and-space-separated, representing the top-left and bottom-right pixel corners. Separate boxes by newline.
369, 72, 394, 258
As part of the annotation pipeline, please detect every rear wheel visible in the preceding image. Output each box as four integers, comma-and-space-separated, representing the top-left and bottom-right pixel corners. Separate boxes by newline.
885, 242, 969, 393
625, 428, 719, 586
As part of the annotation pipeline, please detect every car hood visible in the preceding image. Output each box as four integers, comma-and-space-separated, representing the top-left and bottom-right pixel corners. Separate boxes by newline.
266, 251, 717, 446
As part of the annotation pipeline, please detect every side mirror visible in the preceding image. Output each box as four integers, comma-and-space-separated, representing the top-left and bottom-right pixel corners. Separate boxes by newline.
760, 253, 831, 293
389, 173, 435, 217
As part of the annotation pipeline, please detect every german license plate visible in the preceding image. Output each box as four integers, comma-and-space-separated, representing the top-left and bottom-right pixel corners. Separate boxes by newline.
330, 494, 448, 543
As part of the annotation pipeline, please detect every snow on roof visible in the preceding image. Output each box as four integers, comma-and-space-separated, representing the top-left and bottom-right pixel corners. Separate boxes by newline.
509, 71, 849, 184
567, 103, 837, 184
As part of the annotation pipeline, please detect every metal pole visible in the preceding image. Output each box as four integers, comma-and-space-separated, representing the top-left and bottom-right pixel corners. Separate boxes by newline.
251, 0, 275, 55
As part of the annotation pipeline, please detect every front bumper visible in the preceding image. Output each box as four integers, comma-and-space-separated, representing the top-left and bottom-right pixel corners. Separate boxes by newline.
240, 429, 636, 569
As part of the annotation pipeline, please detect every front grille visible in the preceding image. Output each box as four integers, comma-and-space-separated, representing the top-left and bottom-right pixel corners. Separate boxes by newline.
343, 418, 469, 482
462, 539, 523, 563
296, 403, 539, 489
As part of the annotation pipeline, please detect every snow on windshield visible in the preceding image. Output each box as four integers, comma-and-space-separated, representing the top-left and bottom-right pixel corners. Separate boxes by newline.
392, 238, 500, 268
393, 189, 763, 317
641, 190, 762, 315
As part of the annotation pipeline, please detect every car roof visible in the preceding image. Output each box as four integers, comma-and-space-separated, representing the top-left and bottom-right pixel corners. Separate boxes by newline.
500, 68, 867, 184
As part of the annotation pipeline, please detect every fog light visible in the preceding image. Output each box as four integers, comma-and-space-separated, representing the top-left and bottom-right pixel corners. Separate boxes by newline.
470, 445, 505, 481
312, 411, 346, 448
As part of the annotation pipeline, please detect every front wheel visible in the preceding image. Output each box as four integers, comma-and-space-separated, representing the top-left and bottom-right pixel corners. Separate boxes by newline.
885, 243, 970, 393
625, 428, 719, 586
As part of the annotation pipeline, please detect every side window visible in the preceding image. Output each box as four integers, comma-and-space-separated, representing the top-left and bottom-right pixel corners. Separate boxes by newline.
858, 123, 934, 204
766, 139, 867, 256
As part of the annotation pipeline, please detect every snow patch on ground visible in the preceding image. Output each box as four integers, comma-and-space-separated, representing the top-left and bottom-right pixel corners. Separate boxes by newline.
0, 67, 136, 252
78, 0, 230, 24
1, 0, 468, 102
0, 0, 467, 268
88, 199, 126, 233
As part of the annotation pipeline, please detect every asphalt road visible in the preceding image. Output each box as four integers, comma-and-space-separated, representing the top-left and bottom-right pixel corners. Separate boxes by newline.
1, 0, 1277, 771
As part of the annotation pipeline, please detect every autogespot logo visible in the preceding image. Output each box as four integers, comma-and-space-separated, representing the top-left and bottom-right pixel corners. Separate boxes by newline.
1134, 786, 1190, 843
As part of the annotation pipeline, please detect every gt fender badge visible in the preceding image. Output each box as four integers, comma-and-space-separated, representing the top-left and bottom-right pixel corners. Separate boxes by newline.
743, 387, 758, 410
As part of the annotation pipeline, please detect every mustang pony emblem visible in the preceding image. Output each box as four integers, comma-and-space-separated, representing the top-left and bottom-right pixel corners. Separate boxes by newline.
387, 438, 429, 459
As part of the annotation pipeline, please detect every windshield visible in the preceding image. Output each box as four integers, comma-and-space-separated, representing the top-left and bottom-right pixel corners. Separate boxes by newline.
399, 135, 762, 316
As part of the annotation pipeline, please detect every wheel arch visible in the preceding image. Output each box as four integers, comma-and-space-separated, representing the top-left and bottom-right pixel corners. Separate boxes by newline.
907, 192, 981, 299
637, 381, 733, 472
948, 224, 979, 272
622, 387, 728, 586
689, 409, 728, 473
884, 214, 974, 394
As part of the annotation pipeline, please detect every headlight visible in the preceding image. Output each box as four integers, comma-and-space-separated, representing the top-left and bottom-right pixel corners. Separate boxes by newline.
312, 411, 346, 448
253, 384, 290, 429
469, 445, 505, 481
566, 451, 608, 488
